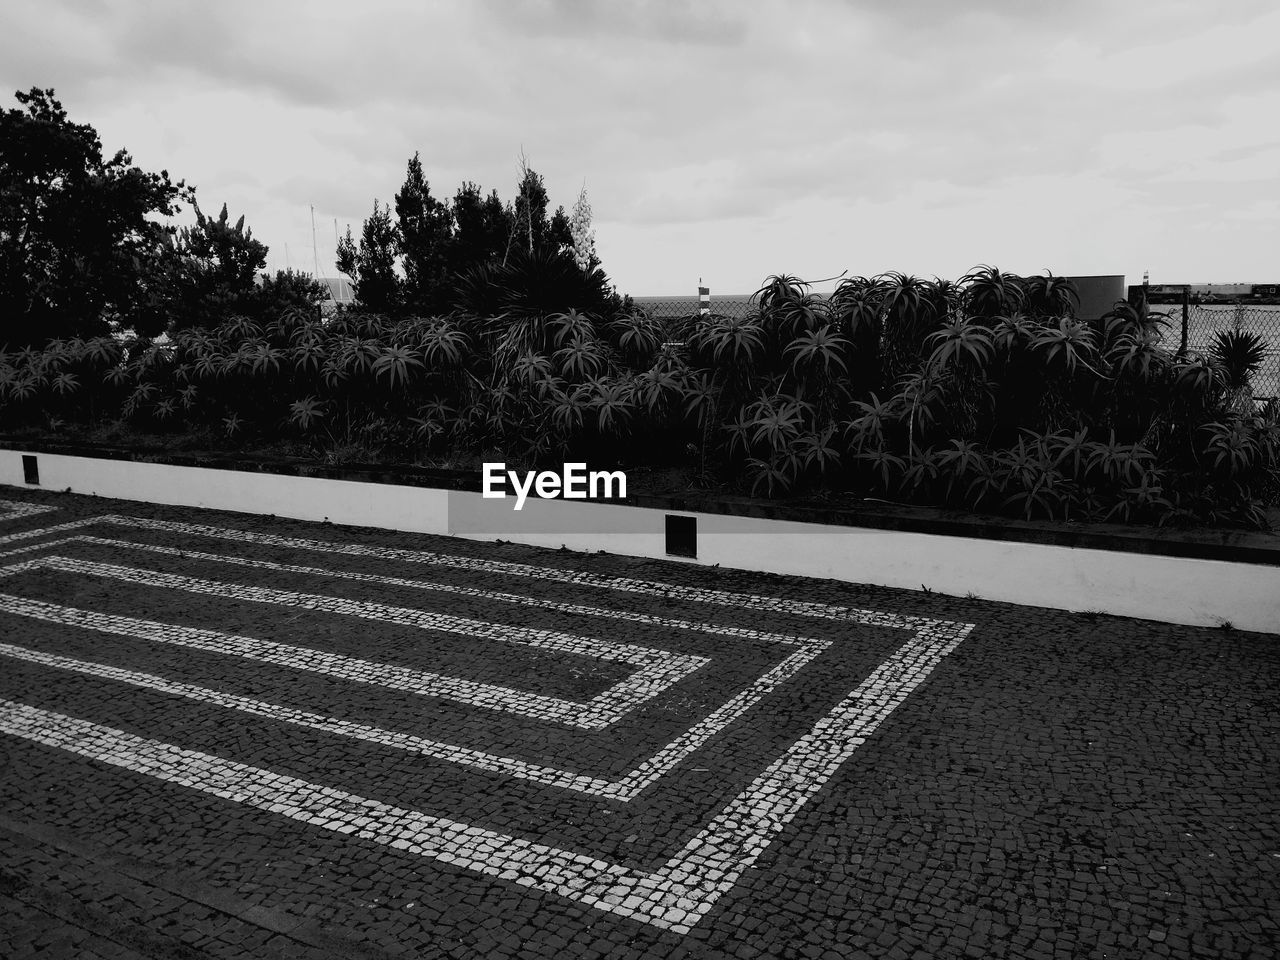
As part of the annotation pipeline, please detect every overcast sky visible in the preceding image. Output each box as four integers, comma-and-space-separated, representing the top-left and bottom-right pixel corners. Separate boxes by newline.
4, 0, 1278, 296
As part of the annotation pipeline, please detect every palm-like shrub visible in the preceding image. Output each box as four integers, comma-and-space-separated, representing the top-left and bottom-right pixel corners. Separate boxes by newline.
961, 265, 1026, 323
452, 246, 622, 321
924, 318, 995, 440
751, 274, 828, 367
608, 310, 664, 369
828, 275, 884, 396
1209, 330, 1268, 415
1020, 272, 1079, 320
4, 260, 1276, 529
878, 273, 940, 386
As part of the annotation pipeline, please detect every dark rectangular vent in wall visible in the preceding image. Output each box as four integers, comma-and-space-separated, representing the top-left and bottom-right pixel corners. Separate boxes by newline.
22, 455, 39, 485
665, 514, 697, 558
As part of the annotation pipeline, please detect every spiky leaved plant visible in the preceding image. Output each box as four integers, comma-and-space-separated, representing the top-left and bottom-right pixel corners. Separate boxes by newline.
828, 275, 886, 397
1020, 271, 1080, 321
961, 265, 1026, 325
750, 274, 829, 374
878, 273, 939, 388
1209, 329, 1268, 415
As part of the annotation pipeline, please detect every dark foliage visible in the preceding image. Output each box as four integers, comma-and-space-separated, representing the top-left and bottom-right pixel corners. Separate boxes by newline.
0, 87, 192, 346
153, 201, 269, 333
449, 181, 511, 279
395, 152, 454, 316
336, 200, 400, 314
452, 245, 624, 321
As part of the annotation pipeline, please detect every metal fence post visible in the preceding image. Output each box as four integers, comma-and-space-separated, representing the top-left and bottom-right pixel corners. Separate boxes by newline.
1180, 287, 1189, 358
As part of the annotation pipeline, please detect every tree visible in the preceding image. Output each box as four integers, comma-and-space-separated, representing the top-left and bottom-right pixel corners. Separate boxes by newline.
549, 204, 573, 258
251, 269, 327, 324
159, 201, 268, 330
394, 152, 453, 316
0, 87, 192, 346
449, 181, 511, 280
336, 200, 401, 314
504, 152, 552, 264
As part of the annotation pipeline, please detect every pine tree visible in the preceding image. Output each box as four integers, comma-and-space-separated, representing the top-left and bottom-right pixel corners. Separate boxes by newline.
450, 181, 511, 277
394, 152, 453, 316
549, 205, 573, 257
336, 200, 400, 314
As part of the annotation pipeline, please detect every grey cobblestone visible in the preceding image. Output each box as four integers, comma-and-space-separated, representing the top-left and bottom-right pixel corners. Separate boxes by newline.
0, 490, 1276, 958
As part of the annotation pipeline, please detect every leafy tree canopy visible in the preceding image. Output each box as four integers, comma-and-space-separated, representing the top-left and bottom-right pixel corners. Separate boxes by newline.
337, 150, 625, 319
253, 268, 328, 321
150, 200, 269, 333
0, 87, 192, 346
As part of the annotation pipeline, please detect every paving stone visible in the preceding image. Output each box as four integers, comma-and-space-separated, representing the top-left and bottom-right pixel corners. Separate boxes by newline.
0, 491, 1275, 958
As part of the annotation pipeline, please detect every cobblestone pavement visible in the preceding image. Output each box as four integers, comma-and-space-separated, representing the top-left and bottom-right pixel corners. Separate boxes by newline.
0, 490, 1276, 960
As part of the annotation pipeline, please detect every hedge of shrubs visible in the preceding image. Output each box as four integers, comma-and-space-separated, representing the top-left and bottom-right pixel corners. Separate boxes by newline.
2, 266, 1277, 529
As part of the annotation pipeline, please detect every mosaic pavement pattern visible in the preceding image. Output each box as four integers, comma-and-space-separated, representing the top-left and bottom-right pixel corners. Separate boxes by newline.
0, 491, 1276, 959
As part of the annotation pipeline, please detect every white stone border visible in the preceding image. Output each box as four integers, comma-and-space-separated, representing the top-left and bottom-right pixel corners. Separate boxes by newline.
0, 499, 56, 521
0, 528, 816, 647
0, 555, 707, 731
0, 522, 834, 800
0, 611, 968, 933
0, 504, 974, 932
0, 511, 939, 630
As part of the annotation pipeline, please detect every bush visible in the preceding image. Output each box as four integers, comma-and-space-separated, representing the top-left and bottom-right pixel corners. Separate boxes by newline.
3, 264, 1276, 530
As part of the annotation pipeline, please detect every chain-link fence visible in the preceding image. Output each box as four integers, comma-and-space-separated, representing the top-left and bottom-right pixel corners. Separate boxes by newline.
1154, 302, 1280, 401
629, 295, 756, 322
631, 294, 1280, 401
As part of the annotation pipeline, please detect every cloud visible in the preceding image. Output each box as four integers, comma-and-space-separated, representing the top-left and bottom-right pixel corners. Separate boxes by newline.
479, 0, 749, 46
3, 0, 1279, 293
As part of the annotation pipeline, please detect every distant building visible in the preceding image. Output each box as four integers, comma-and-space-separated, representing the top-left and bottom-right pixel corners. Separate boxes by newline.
317, 276, 355, 316
1132, 282, 1280, 305
1066, 276, 1125, 321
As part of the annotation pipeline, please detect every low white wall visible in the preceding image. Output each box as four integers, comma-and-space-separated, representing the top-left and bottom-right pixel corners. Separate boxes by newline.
4, 449, 1277, 634
2, 450, 451, 536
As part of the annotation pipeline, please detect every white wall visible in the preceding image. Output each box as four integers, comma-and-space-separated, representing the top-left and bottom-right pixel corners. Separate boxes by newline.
2, 451, 451, 536
3, 449, 1277, 634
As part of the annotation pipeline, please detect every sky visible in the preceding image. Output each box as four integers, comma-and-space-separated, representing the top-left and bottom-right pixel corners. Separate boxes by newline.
3, 0, 1279, 297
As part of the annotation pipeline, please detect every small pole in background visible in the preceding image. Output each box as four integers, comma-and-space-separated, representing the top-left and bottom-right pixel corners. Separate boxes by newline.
698, 278, 710, 317
311, 204, 321, 280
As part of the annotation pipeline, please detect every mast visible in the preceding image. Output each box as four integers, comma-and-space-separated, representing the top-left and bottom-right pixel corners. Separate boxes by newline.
311, 205, 321, 279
